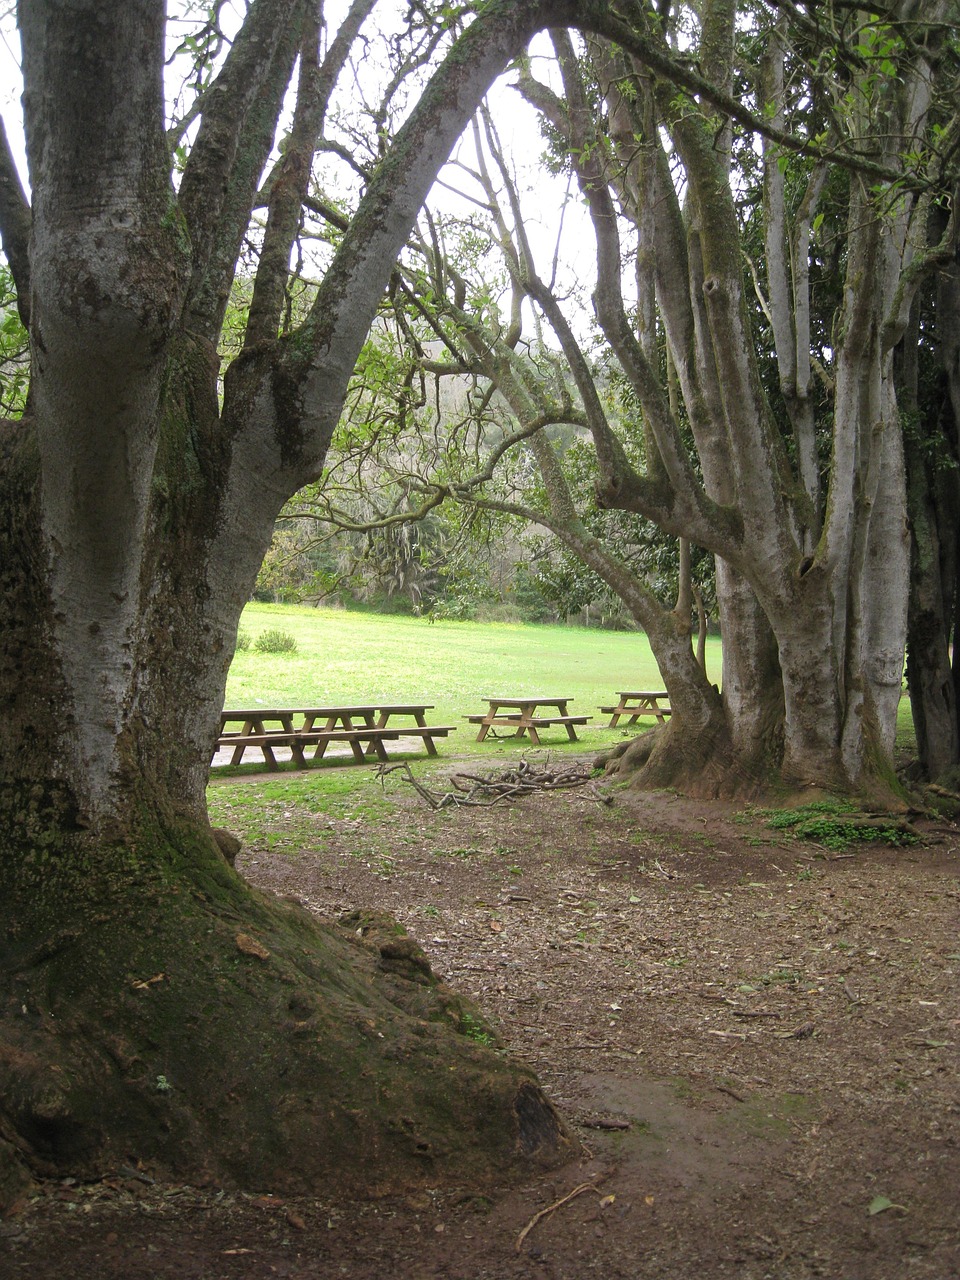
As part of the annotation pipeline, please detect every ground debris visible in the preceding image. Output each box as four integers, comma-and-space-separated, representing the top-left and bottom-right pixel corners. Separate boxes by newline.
26, 770, 954, 1279
516, 1180, 611, 1253
377, 757, 610, 808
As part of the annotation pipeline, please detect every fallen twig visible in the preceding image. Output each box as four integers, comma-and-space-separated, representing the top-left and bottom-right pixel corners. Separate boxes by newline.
378, 758, 608, 808
716, 1084, 748, 1103
516, 1181, 607, 1253
375, 762, 459, 809
579, 1115, 631, 1131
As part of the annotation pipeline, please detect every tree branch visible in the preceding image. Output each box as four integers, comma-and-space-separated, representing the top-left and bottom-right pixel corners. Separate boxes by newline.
0, 117, 30, 327
178, 0, 310, 340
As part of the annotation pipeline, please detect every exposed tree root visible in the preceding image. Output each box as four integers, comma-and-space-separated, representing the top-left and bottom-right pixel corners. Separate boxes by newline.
0, 824, 574, 1209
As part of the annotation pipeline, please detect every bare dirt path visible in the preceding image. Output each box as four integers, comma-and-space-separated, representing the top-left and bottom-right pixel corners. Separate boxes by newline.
3, 755, 959, 1279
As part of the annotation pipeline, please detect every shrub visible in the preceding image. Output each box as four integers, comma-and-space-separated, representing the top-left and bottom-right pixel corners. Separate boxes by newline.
235, 630, 251, 651
254, 628, 298, 654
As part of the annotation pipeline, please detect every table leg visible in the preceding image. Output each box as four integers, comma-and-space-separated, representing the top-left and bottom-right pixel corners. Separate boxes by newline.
307, 714, 341, 760
411, 711, 438, 755
557, 702, 577, 741
364, 712, 384, 758
277, 715, 306, 768
229, 719, 257, 766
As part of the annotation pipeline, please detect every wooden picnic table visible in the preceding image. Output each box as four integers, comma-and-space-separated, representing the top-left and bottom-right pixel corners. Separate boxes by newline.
600, 690, 672, 728
465, 696, 591, 746
216, 704, 455, 770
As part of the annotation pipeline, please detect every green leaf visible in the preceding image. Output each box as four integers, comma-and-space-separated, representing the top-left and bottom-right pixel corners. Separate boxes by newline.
867, 1195, 906, 1216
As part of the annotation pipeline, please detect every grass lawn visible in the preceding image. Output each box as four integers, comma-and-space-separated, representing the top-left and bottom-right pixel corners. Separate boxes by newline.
218, 601, 916, 769
224, 601, 723, 759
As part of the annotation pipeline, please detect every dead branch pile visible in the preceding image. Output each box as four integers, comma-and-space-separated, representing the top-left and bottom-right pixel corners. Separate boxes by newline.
377, 758, 610, 809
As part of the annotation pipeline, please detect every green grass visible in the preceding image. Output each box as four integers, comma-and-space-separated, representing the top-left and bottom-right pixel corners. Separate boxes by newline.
207, 766, 393, 851
220, 601, 918, 769
226, 601, 721, 757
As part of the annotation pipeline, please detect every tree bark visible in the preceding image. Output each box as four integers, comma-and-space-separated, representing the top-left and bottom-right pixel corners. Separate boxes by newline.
0, 0, 599, 1199
904, 252, 960, 780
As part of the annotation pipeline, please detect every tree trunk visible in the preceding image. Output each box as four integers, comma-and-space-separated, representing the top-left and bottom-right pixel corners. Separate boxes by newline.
904, 247, 960, 781
0, 0, 590, 1202
0, 390, 570, 1200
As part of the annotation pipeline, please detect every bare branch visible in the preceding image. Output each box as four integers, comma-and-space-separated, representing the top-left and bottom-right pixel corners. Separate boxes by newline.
0, 116, 30, 325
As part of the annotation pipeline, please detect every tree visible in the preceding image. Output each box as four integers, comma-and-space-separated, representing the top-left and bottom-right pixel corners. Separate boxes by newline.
0, 0, 633, 1202
364, 2, 958, 798
535, 5, 960, 797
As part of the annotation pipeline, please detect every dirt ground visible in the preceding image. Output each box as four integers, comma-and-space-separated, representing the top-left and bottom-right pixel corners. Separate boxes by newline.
3, 749, 959, 1279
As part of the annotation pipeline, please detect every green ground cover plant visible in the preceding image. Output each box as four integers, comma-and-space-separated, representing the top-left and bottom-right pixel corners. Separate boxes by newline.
753, 800, 920, 851
208, 769, 391, 849
253, 627, 298, 654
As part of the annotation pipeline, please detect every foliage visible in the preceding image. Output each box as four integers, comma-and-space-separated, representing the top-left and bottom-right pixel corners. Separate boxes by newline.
755, 801, 920, 851
253, 628, 298, 655
0, 264, 29, 418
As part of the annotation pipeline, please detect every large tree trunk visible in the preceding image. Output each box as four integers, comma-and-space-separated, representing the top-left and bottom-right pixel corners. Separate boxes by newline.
905, 253, 960, 781
714, 560, 784, 781
604, 3, 952, 801
0, 0, 586, 1203
0, 394, 570, 1204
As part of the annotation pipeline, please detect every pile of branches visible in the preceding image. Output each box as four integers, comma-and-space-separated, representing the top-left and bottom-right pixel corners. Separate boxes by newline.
377, 757, 610, 808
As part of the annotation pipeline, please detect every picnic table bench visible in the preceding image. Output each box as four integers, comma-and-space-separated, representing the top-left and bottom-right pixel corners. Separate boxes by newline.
466, 696, 591, 746
600, 690, 672, 728
216, 704, 455, 770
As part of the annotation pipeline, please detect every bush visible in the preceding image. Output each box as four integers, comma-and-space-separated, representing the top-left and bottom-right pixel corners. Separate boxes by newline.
254, 628, 298, 654
428, 597, 477, 622
235, 630, 251, 651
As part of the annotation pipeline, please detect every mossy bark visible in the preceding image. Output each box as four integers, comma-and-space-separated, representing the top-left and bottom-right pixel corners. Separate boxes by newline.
0, 804, 572, 1206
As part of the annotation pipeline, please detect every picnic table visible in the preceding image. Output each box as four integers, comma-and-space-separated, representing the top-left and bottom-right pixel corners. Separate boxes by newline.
215, 704, 455, 770
465, 696, 591, 746
600, 690, 672, 728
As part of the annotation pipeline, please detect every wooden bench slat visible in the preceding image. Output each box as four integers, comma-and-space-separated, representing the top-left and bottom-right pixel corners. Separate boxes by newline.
293, 728, 398, 742
601, 704, 672, 715
528, 715, 591, 726
217, 733, 298, 745
214, 720, 456, 769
